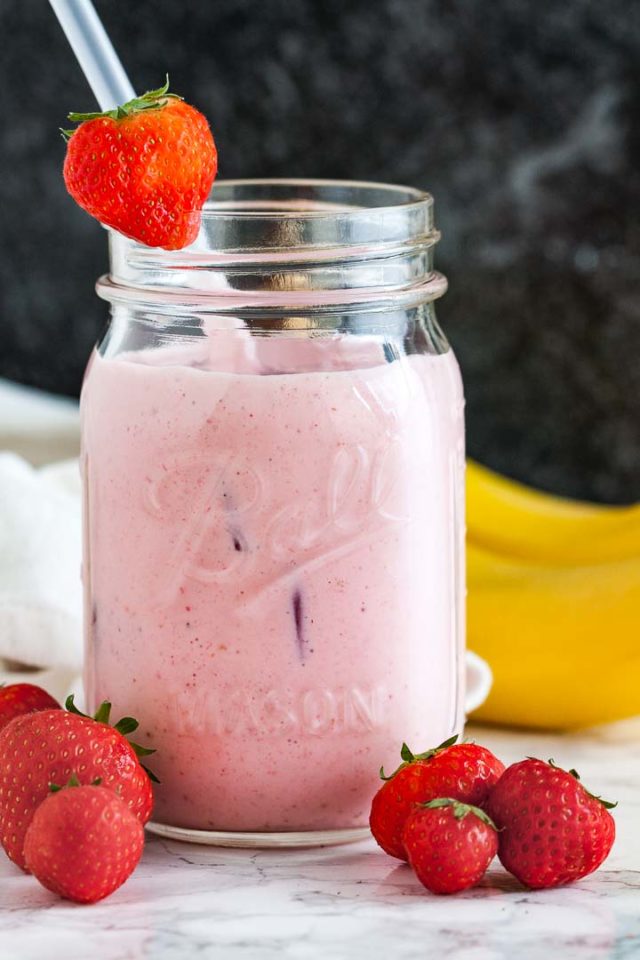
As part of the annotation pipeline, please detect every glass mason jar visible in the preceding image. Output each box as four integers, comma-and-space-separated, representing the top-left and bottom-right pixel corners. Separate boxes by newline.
81, 179, 465, 847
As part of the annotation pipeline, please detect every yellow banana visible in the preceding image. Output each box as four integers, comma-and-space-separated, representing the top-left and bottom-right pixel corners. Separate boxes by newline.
466, 461, 640, 730
467, 460, 640, 564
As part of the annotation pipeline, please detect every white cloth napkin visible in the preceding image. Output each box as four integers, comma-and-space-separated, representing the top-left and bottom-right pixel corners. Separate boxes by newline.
0, 377, 80, 466
0, 452, 82, 667
0, 379, 82, 702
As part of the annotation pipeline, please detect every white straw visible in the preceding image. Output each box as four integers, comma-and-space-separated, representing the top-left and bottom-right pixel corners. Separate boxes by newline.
49, 0, 136, 111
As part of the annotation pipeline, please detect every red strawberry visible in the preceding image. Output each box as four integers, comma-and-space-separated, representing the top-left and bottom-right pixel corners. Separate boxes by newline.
63, 77, 217, 250
0, 684, 60, 731
486, 758, 616, 889
24, 781, 144, 903
369, 737, 505, 860
0, 698, 153, 870
403, 798, 498, 894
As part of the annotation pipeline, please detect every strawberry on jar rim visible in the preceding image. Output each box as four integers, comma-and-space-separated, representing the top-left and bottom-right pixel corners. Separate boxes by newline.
369, 736, 505, 861
62, 76, 217, 250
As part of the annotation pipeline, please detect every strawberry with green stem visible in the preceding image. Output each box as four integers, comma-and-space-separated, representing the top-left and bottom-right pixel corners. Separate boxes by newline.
64, 694, 158, 781
0, 696, 155, 870
486, 757, 616, 889
369, 736, 505, 860
403, 798, 499, 894
24, 776, 144, 904
62, 76, 217, 250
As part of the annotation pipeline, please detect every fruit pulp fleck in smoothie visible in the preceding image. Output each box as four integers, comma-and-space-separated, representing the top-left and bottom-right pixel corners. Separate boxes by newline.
81, 334, 465, 831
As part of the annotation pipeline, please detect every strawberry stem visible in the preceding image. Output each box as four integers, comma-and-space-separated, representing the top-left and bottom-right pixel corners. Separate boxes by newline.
422, 797, 498, 829
61, 75, 182, 141
380, 735, 459, 781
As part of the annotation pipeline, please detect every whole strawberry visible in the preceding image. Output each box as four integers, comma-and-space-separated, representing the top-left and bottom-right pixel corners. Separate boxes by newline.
63, 77, 217, 250
24, 781, 144, 903
0, 698, 153, 870
403, 798, 498, 894
486, 758, 616, 889
370, 737, 505, 860
0, 683, 60, 731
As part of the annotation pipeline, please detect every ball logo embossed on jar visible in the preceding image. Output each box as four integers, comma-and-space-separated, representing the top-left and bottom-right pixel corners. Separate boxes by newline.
143, 439, 411, 603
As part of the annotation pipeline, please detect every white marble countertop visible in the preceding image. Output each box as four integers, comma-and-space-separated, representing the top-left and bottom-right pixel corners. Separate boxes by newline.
1, 724, 638, 960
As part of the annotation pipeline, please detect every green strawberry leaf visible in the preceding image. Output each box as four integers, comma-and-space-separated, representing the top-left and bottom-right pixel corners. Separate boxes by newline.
130, 742, 156, 759
65, 75, 182, 129
422, 797, 498, 829
380, 735, 459, 781
114, 716, 139, 736
49, 773, 82, 792
64, 693, 86, 716
546, 758, 618, 810
93, 701, 113, 725
64, 695, 159, 783
142, 764, 161, 785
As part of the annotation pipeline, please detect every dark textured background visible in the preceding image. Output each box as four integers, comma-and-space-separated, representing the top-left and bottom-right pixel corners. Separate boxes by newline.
1, 0, 638, 502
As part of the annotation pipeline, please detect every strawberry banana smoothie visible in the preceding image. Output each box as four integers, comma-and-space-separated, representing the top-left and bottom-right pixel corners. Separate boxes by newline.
82, 335, 465, 832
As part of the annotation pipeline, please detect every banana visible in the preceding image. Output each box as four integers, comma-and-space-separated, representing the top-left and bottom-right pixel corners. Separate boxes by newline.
467, 460, 640, 564
466, 461, 640, 730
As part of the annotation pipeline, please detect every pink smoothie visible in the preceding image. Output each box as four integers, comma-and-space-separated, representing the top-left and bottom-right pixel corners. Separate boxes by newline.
81, 334, 465, 831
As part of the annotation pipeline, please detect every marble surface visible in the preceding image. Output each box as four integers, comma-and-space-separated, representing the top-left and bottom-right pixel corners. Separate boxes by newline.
1, 725, 638, 960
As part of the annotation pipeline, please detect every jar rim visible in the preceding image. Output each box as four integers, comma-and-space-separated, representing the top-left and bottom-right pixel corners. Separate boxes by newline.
198, 178, 433, 220
101, 178, 444, 311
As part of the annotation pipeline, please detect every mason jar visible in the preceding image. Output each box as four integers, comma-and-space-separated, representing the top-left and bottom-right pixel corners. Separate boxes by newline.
81, 179, 466, 847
